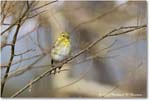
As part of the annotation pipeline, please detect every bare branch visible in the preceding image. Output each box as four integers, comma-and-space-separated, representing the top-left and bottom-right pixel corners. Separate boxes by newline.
101, 62, 143, 97
55, 66, 91, 90
27, 10, 47, 19
2, 23, 11, 25
31, 0, 58, 12
73, 2, 127, 31
14, 49, 35, 56
108, 25, 146, 36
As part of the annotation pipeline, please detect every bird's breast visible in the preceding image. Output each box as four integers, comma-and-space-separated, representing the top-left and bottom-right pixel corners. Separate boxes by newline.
51, 41, 71, 61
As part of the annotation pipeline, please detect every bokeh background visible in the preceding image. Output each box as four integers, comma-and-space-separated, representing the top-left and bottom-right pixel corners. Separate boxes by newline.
1, 0, 147, 98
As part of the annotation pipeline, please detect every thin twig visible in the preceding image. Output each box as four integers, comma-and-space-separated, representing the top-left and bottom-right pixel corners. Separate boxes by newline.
14, 49, 35, 56
108, 25, 146, 36
101, 62, 143, 97
1, 21, 18, 35
27, 10, 47, 19
107, 40, 137, 53
2, 23, 11, 25
31, 0, 58, 12
54, 66, 91, 90
73, 2, 127, 31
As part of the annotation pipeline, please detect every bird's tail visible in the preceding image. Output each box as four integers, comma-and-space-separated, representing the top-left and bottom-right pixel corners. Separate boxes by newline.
51, 59, 62, 70
50, 59, 62, 74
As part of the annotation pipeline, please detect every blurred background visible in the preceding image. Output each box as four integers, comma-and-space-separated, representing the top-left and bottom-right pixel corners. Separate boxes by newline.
0, 0, 147, 98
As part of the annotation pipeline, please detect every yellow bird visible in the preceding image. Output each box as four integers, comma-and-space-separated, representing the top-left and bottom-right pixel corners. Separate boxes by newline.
51, 32, 71, 70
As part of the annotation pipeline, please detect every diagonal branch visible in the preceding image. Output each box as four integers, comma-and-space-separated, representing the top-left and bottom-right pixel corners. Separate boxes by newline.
73, 2, 127, 31
101, 62, 143, 97
31, 0, 58, 12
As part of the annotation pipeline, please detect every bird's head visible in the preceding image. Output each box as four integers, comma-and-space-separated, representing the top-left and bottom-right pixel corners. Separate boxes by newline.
60, 32, 70, 39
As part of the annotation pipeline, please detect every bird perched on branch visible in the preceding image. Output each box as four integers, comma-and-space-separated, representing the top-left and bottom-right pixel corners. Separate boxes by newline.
50, 32, 71, 73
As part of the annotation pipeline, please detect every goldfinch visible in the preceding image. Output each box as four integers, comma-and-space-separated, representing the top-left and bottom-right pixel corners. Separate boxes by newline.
51, 32, 71, 70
